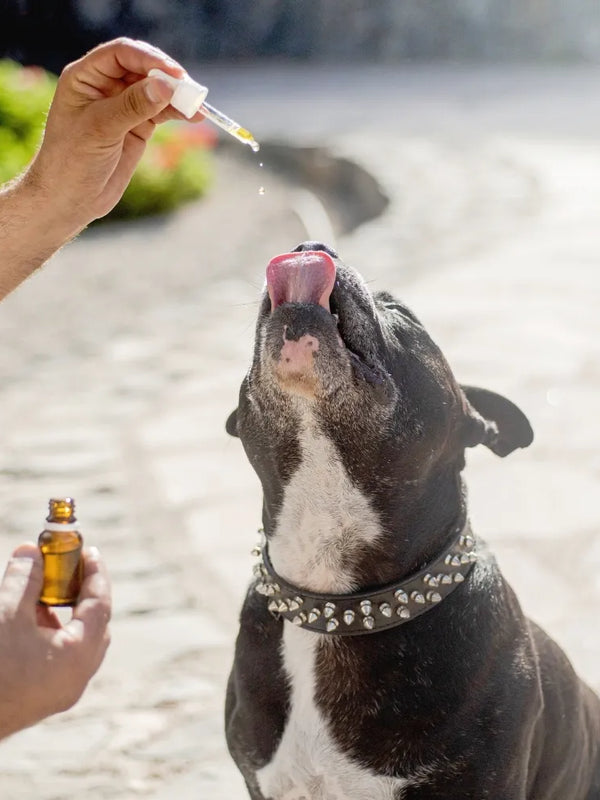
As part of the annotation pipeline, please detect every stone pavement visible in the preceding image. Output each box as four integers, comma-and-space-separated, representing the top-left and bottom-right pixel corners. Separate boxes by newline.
0, 64, 599, 798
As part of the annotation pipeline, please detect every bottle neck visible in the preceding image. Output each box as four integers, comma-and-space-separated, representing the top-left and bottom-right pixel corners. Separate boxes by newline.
43, 521, 79, 533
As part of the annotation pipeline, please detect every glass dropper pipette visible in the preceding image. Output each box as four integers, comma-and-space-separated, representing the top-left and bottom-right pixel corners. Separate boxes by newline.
148, 68, 260, 152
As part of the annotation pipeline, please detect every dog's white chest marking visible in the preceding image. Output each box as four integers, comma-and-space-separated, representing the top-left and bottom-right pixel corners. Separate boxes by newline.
257, 627, 408, 800
268, 418, 382, 593
258, 416, 409, 799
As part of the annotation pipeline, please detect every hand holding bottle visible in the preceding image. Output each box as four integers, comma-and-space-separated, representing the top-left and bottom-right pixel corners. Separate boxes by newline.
0, 543, 111, 740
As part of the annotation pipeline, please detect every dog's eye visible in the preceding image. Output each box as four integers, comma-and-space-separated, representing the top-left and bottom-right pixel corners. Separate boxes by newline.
397, 307, 420, 325
376, 294, 419, 325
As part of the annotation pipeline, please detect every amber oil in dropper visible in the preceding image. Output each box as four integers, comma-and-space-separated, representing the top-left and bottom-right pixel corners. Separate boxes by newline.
38, 498, 83, 606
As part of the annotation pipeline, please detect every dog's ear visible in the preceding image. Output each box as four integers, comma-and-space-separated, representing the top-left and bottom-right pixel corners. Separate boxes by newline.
225, 408, 239, 437
461, 385, 533, 457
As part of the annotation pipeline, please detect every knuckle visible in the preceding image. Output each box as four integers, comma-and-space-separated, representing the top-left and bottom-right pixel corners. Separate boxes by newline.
122, 86, 147, 118
58, 61, 77, 86
98, 596, 112, 626
114, 36, 135, 50
82, 595, 112, 632
60, 62, 74, 79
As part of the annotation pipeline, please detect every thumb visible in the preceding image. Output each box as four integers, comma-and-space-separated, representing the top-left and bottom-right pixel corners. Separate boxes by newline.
96, 75, 175, 140
0, 542, 43, 618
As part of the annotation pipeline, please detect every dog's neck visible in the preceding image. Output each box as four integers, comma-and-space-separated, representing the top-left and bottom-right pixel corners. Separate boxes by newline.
264, 410, 466, 595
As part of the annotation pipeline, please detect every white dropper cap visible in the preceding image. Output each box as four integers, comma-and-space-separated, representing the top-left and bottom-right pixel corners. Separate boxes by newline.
148, 68, 208, 119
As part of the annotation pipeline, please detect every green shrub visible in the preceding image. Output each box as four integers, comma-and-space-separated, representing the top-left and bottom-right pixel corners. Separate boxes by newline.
0, 60, 53, 185
0, 59, 213, 219
110, 124, 214, 220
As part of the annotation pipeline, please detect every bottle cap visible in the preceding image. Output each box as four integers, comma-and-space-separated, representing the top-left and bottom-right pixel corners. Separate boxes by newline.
148, 68, 208, 119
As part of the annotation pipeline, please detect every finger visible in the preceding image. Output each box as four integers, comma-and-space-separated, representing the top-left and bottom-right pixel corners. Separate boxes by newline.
36, 604, 62, 629
129, 119, 156, 143
189, 110, 207, 124
89, 75, 175, 141
151, 106, 192, 125
70, 74, 128, 102
0, 542, 43, 620
80, 547, 112, 610
95, 132, 148, 218
64, 547, 111, 644
75, 71, 144, 99
122, 72, 146, 87
79, 37, 185, 82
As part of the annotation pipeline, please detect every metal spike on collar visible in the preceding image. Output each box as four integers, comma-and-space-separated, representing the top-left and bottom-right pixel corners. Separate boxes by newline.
343, 609, 355, 625
251, 529, 265, 558
360, 600, 372, 616
287, 598, 301, 612
326, 618, 339, 632
308, 608, 320, 623
395, 589, 409, 604
363, 615, 375, 630
379, 602, 392, 618
397, 606, 410, 619
292, 612, 307, 626
323, 602, 336, 619
427, 591, 442, 603
411, 591, 426, 604
454, 573, 465, 583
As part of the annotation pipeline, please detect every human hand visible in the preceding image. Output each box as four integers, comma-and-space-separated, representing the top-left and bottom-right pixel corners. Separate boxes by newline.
24, 37, 203, 237
0, 542, 111, 740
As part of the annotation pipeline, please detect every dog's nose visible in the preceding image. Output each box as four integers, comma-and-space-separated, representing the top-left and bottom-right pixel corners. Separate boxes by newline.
292, 241, 338, 259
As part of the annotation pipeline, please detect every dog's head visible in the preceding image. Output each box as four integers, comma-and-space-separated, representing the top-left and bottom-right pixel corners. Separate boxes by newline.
227, 242, 533, 544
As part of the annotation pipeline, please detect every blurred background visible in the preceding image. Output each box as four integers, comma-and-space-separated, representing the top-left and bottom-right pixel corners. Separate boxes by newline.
1, 2, 600, 799
3, 0, 600, 68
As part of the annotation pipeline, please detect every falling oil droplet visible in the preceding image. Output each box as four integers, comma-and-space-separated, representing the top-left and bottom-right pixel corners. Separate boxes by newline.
258, 186, 266, 196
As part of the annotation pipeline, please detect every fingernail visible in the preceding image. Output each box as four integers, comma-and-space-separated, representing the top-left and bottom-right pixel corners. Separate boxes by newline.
88, 545, 101, 560
163, 55, 183, 70
145, 76, 174, 104
12, 542, 38, 559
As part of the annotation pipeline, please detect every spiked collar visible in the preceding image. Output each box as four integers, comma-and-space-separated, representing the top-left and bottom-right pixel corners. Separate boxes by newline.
252, 524, 477, 636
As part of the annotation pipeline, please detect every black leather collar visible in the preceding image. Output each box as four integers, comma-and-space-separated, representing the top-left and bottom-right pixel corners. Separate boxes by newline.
252, 525, 477, 636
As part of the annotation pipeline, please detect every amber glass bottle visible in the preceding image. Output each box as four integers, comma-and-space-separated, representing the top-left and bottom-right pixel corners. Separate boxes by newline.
38, 498, 83, 606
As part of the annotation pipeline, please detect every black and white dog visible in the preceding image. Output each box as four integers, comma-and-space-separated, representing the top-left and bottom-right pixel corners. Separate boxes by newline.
225, 242, 600, 800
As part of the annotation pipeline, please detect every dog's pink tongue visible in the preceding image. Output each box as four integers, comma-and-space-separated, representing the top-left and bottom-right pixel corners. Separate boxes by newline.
267, 251, 336, 311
